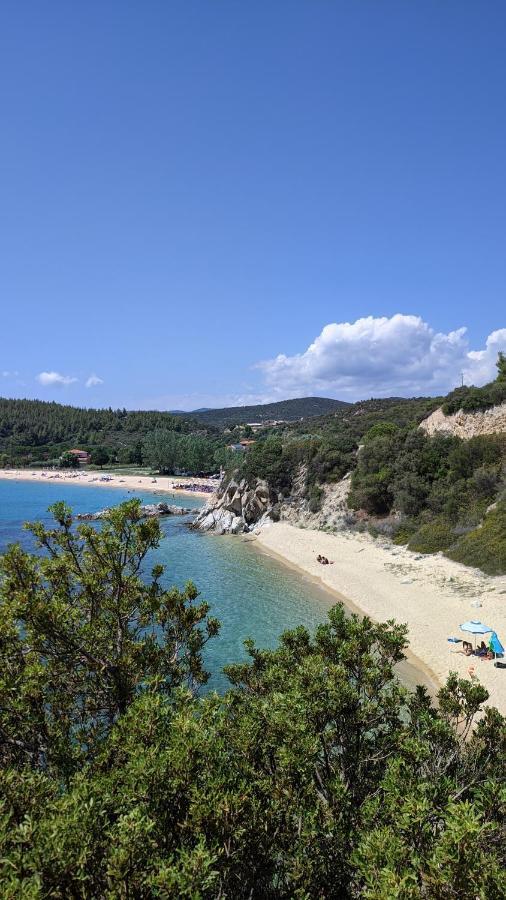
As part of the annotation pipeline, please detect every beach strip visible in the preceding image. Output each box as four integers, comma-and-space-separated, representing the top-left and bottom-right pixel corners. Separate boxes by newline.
255, 522, 506, 715
0, 469, 215, 498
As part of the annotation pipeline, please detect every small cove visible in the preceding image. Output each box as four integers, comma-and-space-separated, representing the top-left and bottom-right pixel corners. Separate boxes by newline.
0, 478, 436, 695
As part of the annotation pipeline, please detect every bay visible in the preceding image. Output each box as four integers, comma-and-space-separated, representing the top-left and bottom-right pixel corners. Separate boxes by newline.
0, 479, 338, 693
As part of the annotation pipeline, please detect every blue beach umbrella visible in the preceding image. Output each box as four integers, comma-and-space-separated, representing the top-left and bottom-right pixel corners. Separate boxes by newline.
460, 620, 493, 649
489, 632, 504, 657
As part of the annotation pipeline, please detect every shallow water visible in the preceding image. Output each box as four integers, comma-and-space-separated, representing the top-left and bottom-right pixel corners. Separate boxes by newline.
0, 479, 341, 692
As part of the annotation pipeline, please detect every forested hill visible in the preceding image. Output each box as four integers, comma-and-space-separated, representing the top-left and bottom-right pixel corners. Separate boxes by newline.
177, 396, 350, 427
0, 398, 198, 458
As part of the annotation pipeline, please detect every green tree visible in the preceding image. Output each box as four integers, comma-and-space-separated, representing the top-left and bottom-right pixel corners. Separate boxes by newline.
0, 500, 219, 778
59, 450, 80, 469
90, 446, 110, 468
143, 429, 180, 473
497, 350, 506, 382
0, 595, 504, 897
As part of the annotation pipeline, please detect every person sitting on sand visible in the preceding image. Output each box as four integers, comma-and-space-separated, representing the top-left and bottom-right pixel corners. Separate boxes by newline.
476, 641, 493, 659
318, 555, 331, 565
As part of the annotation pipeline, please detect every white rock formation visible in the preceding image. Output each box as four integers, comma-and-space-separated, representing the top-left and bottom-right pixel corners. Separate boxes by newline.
420, 402, 506, 439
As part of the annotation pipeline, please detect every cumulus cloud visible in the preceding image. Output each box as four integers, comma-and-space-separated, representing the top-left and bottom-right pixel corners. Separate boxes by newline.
85, 374, 104, 388
36, 371, 78, 387
258, 315, 506, 400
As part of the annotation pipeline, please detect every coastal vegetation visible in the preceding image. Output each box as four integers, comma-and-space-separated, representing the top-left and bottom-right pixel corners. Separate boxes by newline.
0, 398, 199, 465
227, 363, 506, 574
0, 399, 235, 474
0, 501, 504, 897
442, 353, 506, 415
142, 429, 236, 476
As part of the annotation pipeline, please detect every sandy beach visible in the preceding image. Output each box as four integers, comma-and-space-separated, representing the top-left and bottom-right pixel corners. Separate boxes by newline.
0, 469, 214, 498
256, 522, 506, 715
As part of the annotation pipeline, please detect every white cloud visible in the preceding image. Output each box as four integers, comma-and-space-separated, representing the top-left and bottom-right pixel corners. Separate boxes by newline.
258, 315, 506, 400
36, 371, 78, 387
2, 370, 19, 378
85, 374, 104, 388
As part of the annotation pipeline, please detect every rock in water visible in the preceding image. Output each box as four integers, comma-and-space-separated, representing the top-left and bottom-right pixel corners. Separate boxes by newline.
77, 503, 193, 521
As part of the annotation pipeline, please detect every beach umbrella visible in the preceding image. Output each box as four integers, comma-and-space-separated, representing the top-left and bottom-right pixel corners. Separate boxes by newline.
488, 632, 504, 658
460, 620, 493, 649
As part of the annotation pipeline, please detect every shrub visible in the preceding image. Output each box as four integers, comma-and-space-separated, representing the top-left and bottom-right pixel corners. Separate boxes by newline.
307, 483, 324, 513
408, 522, 456, 554
442, 379, 506, 416
446, 501, 506, 575
392, 523, 418, 545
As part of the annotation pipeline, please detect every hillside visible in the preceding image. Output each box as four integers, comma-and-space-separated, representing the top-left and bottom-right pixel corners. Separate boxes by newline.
198, 370, 506, 574
0, 398, 201, 465
176, 396, 350, 427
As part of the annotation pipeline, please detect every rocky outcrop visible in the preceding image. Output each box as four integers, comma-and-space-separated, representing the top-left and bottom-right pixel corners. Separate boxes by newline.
420, 402, 506, 439
192, 477, 277, 534
77, 502, 193, 521
192, 467, 355, 535
279, 467, 354, 531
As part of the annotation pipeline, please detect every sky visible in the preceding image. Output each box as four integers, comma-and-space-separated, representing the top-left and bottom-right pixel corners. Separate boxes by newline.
1, 1, 505, 410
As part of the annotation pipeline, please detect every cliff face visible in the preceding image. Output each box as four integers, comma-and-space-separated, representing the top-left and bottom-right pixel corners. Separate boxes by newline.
420, 402, 506, 439
192, 476, 278, 534
193, 467, 354, 534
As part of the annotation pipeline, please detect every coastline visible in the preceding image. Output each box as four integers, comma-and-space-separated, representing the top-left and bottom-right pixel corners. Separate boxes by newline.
0, 469, 214, 498
254, 522, 506, 714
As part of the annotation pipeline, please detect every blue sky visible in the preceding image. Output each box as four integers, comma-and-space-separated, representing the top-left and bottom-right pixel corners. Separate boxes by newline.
1, 1, 505, 409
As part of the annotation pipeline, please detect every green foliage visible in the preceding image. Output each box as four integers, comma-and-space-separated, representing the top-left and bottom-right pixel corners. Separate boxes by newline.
307, 482, 324, 513
447, 500, 506, 575
0, 397, 200, 465
0, 513, 505, 896
242, 435, 299, 494
90, 446, 110, 467
116, 441, 144, 465
348, 428, 506, 570
408, 521, 456, 554
497, 351, 506, 382
142, 429, 225, 475
59, 450, 80, 469
363, 421, 399, 442
0, 500, 219, 778
442, 380, 506, 416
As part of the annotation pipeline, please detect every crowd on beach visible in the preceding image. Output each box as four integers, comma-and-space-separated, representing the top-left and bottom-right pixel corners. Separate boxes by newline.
0, 469, 216, 495
172, 482, 214, 494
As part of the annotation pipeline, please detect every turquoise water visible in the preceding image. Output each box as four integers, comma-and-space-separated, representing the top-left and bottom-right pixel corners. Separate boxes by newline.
0, 479, 337, 693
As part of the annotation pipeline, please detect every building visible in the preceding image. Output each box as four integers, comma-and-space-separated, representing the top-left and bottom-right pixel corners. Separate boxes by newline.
68, 448, 90, 465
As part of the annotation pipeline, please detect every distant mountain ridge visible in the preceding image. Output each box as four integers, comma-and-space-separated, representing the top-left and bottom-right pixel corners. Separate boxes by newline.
175, 397, 351, 427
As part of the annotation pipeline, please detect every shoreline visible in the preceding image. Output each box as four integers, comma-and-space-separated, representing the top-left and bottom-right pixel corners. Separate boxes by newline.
0, 469, 214, 498
254, 522, 506, 714
252, 532, 441, 699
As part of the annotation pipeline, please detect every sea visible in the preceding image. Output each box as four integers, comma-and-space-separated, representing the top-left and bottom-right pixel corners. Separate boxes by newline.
0, 478, 339, 693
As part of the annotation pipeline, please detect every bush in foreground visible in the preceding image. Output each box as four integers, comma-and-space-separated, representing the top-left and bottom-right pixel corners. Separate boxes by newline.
0, 502, 504, 897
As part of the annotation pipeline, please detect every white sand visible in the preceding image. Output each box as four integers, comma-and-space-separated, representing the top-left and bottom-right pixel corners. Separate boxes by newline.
256, 523, 506, 714
0, 469, 213, 498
